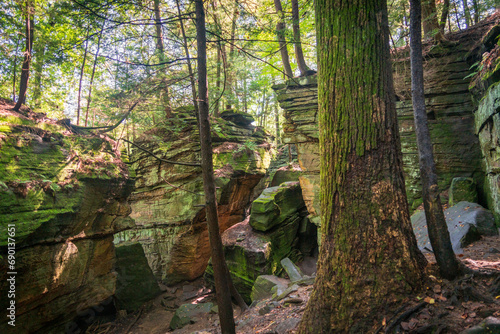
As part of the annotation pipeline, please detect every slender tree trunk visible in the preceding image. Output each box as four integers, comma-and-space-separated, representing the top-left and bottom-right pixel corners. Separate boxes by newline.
176, 0, 199, 118
463, 0, 472, 28
439, 0, 450, 34
14, 0, 34, 111
76, 28, 90, 125
291, 0, 311, 76
422, 0, 445, 41
225, 0, 239, 110
85, 20, 105, 126
274, 101, 280, 144
454, 1, 462, 30
298, 0, 425, 331
215, 42, 221, 117
12, 38, 21, 102
154, 0, 172, 118
410, 0, 461, 280
32, 44, 45, 109
274, 0, 293, 78
195, 1, 235, 333
243, 73, 247, 113
472, 0, 479, 24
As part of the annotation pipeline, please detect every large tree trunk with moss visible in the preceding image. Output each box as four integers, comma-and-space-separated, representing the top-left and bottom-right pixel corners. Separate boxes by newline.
409, 0, 461, 280
14, 0, 34, 111
274, 0, 293, 78
298, 0, 426, 332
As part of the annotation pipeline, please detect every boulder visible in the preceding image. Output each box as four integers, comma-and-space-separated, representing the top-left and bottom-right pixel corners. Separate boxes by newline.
411, 202, 498, 253
251, 275, 289, 302
114, 242, 161, 312
220, 110, 255, 127
169, 302, 214, 330
449, 177, 478, 205
249, 182, 305, 232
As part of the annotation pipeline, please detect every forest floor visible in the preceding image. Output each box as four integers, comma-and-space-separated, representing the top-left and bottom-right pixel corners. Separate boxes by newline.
87, 234, 500, 334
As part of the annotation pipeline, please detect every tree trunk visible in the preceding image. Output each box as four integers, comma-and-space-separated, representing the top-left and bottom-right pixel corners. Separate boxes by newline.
176, 0, 199, 118
14, 0, 34, 111
291, 0, 311, 76
85, 19, 105, 126
472, 0, 479, 24
12, 37, 21, 102
439, 0, 450, 34
225, 0, 239, 110
298, 0, 426, 332
76, 28, 90, 125
154, 0, 172, 118
195, 1, 236, 333
274, 101, 280, 144
274, 0, 293, 78
422, 0, 445, 41
32, 44, 45, 109
215, 42, 222, 117
409, 0, 461, 280
463, 0, 472, 28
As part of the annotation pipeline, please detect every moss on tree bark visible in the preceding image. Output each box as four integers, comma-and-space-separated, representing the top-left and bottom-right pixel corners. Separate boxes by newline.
298, 0, 426, 332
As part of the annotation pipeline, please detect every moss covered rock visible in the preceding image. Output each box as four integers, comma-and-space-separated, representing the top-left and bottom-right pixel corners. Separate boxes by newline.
449, 177, 478, 205
116, 111, 273, 285
249, 182, 305, 232
0, 102, 133, 333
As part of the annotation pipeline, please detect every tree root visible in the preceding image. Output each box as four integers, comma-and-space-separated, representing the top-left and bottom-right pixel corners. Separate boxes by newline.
384, 302, 427, 334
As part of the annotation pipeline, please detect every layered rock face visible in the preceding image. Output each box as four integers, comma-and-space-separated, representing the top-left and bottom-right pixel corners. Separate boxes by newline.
0, 101, 133, 333
205, 182, 315, 302
470, 17, 500, 219
115, 110, 273, 284
272, 22, 500, 224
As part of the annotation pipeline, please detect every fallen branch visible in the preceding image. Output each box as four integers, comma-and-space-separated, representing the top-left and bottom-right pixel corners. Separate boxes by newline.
122, 138, 201, 167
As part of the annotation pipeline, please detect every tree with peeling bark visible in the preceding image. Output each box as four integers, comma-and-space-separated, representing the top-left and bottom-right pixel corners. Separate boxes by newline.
409, 0, 462, 280
14, 0, 34, 111
298, 0, 426, 332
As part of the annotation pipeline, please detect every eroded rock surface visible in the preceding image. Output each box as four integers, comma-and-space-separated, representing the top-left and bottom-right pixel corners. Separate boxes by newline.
0, 100, 133, 333
115, 110, 273, 284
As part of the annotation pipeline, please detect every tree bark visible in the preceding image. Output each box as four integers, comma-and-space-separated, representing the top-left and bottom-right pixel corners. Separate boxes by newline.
85, 20, 105, 126
298, 0, 426, 332
14, 0, 34, 111
409, 0, 461, 280
291, 0, 311, 76
154, 0, 172, 118
472, 0, 479, 24
274, 101, 280, 144
76, 28, 90, 125
422, 0, 445, 41
463, 0, 472, 28
32, 44, 45, 109
274, 0, 293, 78
439, 0, 450, 34
195, 1, 236, 333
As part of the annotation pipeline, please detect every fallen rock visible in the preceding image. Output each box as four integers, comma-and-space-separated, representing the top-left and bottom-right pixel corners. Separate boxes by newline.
280, 257, 304, 282
249, 182, 305, 232
169, 302, 214, 330
411, 202, 498, 253
251, 275, 289, 302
